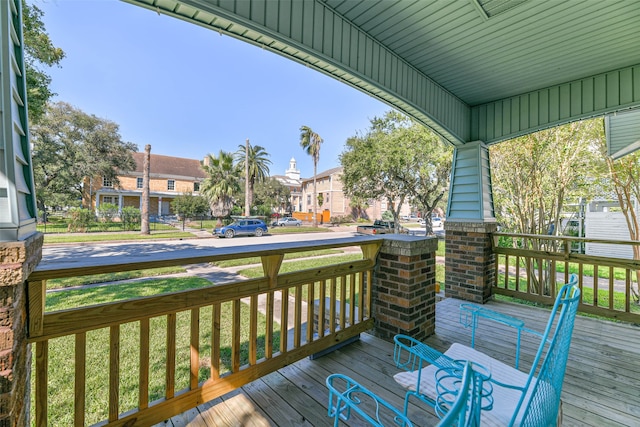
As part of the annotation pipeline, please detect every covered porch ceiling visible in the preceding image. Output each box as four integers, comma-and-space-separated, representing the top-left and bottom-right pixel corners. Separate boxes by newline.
124, 0, 640, 152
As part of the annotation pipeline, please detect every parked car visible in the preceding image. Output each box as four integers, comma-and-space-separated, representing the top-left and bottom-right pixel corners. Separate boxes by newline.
213, 219, 268, 238
418, 216, 443, 227
273, 217, 302, 227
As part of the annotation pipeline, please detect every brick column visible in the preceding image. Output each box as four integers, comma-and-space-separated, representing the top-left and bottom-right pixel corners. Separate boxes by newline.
444, 221, 497, 304
371, 235, 438, 342
0, 233, 43, 426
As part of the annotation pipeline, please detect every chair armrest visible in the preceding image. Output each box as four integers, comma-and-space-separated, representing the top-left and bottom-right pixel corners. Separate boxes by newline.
394, 334, 458, 372
459, 304, 542, 369
326, 374, 414, 426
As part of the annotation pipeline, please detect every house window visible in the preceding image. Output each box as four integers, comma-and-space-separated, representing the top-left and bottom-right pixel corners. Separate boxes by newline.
136, 178, 143, 189
102, 177, 113, 187
103, 196, 116, 205
307, 195, 311, 205
193, 182, 200, 192
168, 180, 175, 191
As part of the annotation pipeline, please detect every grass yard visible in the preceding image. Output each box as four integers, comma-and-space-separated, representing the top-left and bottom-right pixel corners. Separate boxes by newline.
46, 266, 187, 290
211, 248, 346, 268
495, 273, 640, 314
43, 229, 195, 244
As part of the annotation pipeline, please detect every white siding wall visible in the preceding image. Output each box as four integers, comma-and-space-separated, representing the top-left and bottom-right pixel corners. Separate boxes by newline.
585, 212, 633, 259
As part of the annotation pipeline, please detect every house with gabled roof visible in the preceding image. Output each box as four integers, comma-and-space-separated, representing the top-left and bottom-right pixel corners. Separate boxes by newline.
82, 152, 207, 216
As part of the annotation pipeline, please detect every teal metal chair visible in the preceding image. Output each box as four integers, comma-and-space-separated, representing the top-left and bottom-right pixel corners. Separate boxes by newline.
326, 361, 482, 427
394, 274, 580, 426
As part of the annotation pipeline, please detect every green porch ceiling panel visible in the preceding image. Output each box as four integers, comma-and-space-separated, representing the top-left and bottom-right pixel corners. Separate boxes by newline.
471, 64, 640, 145
446, 142, 495, 222
0, 0, 37, 241
605, 109, 640, 160
123, 0, 471, 145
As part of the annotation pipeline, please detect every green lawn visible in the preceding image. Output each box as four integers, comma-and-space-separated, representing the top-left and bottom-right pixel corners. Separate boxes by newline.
43, 230, 195, 244
46, 266, 187, 290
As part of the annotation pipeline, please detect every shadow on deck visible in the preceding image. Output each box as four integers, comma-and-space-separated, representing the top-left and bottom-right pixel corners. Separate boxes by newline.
161, 297, 640, 427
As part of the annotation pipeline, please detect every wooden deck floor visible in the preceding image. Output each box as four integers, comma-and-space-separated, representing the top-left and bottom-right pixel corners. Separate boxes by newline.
160, 297, 640, 427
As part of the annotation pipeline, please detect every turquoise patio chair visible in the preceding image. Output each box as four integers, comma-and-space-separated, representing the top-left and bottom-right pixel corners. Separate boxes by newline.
326, 360, 482, 427
394, 274, 580, 426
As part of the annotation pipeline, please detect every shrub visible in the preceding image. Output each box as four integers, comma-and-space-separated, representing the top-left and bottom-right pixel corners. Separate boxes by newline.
120, 207, 141, 231
67, 208, 95, 232
97, 203, 119, 231
330, 215, 353, 226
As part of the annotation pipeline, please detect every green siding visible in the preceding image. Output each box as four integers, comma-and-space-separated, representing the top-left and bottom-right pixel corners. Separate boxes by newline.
471, 64, 640, 145
0, 0, 37, 240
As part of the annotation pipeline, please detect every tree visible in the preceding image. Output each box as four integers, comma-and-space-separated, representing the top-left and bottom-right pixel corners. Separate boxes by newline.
201, 150, 241, 218
253, 177, 291, 214
22, 1, 65, 123
598, 140, 640, 300
234, 143, 272, 215
299, 126, 323, 227
30, 102, 137, 214
490, 119, 601, 293
349, 196, 369, 220
171, 193, 210, 230
340, 111, 452, 233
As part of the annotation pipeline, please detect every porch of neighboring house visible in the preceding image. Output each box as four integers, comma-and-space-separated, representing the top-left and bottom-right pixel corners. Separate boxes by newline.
161, 297, 639, 427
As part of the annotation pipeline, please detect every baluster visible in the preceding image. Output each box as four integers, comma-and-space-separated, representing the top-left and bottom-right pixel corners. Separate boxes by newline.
249, 295, 257, 365
190, 308, 200, 389
318, 279, 326, 337
35, 340, 48, 427
211, 303, 221, 380
265, 291, 274, 358
294, 284, 302, 347
139, 318, 150, 409
329, 278, 337, 334
280, 288, 289, 352
75, 332, 86, 426
349, 273, 356, 325
306, 281, 315, 344
593, 265, 599, 306
357, 272, 364, 322
340, 275, 347, 330
232, 300, 241, 372
166, 313, 176, 399
109, 325, 120, 422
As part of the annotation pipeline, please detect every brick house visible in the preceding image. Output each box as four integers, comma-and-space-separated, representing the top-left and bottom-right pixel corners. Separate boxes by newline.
83, 152, 207, 216
301, 166, 410, 221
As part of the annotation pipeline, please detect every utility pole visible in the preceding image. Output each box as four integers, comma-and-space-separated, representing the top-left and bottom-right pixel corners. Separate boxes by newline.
141, 144, 151, 234
245, 138, 250, 217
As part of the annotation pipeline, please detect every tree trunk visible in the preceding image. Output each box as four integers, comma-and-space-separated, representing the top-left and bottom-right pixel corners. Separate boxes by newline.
141, 144, 151, 234
312, 161, 317, 227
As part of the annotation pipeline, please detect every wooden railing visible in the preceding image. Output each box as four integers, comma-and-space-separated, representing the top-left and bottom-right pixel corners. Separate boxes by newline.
27, 237, 383, 426
492, 233, 640, 323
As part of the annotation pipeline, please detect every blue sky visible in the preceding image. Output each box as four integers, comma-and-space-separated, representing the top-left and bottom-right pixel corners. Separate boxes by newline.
34, 0, 392, 178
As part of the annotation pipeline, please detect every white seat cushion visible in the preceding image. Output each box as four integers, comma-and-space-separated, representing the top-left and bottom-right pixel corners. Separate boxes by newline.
394, 343, 537, 426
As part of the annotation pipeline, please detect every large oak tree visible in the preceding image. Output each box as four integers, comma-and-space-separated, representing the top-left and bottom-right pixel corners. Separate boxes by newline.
340, 111, 452, 234
30, 102, 137, 213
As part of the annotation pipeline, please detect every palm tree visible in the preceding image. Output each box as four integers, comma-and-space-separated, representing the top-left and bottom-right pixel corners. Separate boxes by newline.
201, 150, 241, 218
299, 125, 323, 227
234, 143, 272, 216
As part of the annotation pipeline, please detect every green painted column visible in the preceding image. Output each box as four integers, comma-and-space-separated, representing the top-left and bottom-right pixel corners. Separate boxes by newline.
445, 141, 497, 303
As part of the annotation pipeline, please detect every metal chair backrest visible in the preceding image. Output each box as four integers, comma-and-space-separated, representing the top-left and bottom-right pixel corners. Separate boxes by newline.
515, 274, 580, 426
